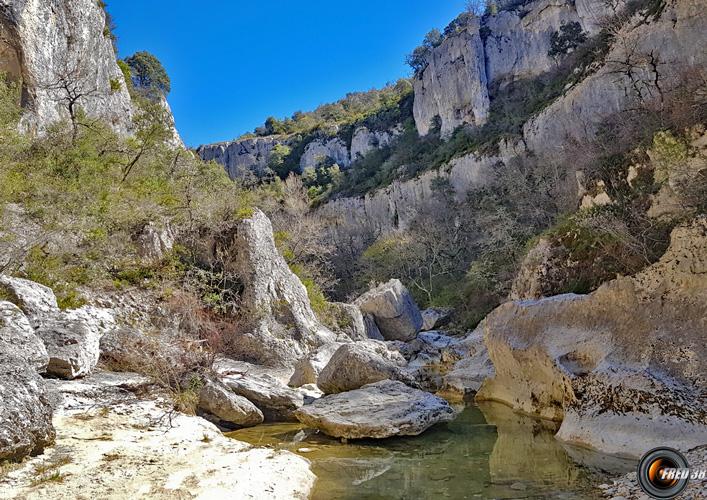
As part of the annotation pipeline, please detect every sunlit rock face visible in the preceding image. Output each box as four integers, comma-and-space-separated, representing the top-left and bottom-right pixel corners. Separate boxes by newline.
413, 19, 489, 138
197, 135, 284, 179
222, 209, 336, 368
0, 0, 133, 134
477, 217, 707, 458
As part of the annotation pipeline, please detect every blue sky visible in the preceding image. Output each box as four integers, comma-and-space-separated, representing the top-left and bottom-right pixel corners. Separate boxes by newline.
108, 1, 468, 147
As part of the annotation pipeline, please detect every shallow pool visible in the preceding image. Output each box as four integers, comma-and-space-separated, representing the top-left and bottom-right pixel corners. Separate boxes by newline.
228, 402, 635, 499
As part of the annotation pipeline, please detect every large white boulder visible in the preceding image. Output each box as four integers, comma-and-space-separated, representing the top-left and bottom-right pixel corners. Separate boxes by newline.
198, 379, 264, 428
0, 301, 48, 372
224, 209, 336, 367
37, 306, 116, 380
355, 279, 423, 341
0, 276, 59, 328
294, 380, 456, 439
317, 340, 412, 394
288, 342, 344, 388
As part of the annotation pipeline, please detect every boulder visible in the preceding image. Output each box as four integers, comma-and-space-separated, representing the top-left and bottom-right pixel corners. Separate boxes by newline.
0, 301, 48, 372
294, 380, 456, 439
224, 209, 335, 367
329, 303, 370, 341
198, 380, 264, 428
477, 217, 707, 458
221, 371, 306, 422
0, 275, 59, 328
37, 306, 116, 379
136, 222, 174, 263
355, 279, 422, 341
317, 340, 412, 394
363, 313, 384, 340
420, 308, 452, 331
289, 342, 344, 387
0, 353, 55, 461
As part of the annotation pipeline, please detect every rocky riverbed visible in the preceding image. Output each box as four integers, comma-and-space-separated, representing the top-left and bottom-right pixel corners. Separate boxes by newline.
1, 210, 705, 499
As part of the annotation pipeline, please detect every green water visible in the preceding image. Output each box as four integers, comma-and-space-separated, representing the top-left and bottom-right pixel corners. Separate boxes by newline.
228, 402, 635, 499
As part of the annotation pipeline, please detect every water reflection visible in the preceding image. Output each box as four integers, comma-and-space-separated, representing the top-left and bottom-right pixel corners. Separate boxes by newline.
228, 403, 632, 499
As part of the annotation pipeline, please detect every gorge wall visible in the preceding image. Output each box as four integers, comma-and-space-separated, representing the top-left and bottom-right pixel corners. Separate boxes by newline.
324, 0, 707, 234
199, 0, 707, 236
0, 0, 133, 134
197, 124, 402, 179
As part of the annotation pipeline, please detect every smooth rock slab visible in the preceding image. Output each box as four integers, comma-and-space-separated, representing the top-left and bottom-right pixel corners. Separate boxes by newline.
294, 380, 456, 439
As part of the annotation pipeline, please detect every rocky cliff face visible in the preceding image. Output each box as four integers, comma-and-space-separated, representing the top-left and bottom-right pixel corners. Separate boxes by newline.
523, 0, 707, 157
413, 20, 490, 138
320, 139, 523, 233
0, 0, 133, 134
323, 0, 706, 234
483, 0, 609, 87
300, 137, 351, 171
197, 136, 283, 179
198, 123, 402, 180
412, 0, 613, 137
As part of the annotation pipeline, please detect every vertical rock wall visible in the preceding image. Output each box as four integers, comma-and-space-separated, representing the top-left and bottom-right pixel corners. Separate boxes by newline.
0, 0, 133, 134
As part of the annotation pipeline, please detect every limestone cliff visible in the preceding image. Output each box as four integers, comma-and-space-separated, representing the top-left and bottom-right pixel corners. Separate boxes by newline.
323, 0, 706, 234
412, 0, 614, 137
413, 19, 490, 138
198, 123, 402, 180
523, 0, 707, 156
0, 0, 133, 134
197, 135, 283, 179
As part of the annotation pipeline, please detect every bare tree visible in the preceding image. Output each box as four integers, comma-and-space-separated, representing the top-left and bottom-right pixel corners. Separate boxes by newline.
38, 53, 101, 142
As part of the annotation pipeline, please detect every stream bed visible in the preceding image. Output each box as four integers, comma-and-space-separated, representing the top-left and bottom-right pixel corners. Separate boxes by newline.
228, 402, 635, 499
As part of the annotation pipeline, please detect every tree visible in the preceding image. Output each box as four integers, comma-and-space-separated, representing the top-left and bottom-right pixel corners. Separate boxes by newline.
548, 22, 588, 60
267, 143, 293, 178
423, 29, 443, 49
264, 116, 285, 135
406, 29, 446, 75
465, 0, 486, 16
39, 55, 101, 142
124, 51, 171, 95
120, 96, 172, 182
